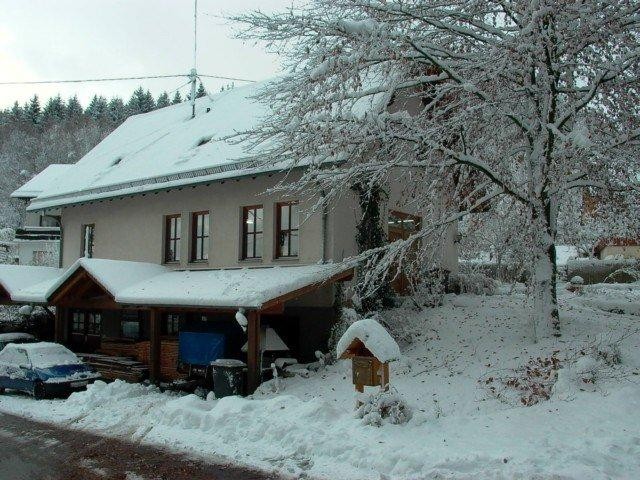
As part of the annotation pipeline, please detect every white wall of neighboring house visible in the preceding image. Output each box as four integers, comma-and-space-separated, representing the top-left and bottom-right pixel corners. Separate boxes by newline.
599, 245, 640, 260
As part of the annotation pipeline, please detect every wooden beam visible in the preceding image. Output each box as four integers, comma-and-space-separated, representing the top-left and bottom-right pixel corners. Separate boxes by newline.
259, 267, 354, 312
246, 310, 261, 394
54, 306, 65, 343
149, 308, 161, 384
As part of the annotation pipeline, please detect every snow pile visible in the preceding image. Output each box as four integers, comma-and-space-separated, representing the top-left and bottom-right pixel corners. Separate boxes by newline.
336, 318, 400, 362
1, 285, 639, 479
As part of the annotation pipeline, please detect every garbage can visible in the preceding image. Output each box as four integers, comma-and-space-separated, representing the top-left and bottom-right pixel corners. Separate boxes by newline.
211, 359, 246, 398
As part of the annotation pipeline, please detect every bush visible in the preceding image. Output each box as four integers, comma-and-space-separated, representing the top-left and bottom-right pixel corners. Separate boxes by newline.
449, 272, 498, 295
355, 388, 413, 426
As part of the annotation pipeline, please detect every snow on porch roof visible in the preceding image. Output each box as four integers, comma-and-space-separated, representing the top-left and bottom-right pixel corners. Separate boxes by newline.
24, 80, 275, 211
45, 258, 353, 309
116, 262, 354, 309
0, 265, 63, 304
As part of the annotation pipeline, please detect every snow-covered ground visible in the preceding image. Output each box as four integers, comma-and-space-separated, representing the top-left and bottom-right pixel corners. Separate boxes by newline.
0, 283, 639, 479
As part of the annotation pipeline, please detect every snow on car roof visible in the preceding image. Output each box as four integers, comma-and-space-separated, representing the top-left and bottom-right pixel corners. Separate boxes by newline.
24, 80, 274, 210
5, 342, 82, 368
337, 318, 400, 362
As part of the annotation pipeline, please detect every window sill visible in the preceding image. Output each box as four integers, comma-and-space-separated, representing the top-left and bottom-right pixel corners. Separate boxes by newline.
273, 256, 300, 262
188, 260, 210, 266
239, 257, 263, 263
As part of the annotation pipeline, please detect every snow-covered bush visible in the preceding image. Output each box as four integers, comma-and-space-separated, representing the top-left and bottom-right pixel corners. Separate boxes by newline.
411, 269, 448, 307
355, 388, 412, 427
449, 272, 498, 296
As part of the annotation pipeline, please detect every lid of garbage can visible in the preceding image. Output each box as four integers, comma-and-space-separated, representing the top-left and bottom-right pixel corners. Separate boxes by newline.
211, 359, 246, 367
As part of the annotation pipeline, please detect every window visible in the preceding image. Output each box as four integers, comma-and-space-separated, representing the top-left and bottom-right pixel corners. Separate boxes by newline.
190, 211, 210, 262
164, 313, 182, 336
120, 311, 139, 339
164, 214, 181, 263
276, 202, 300, 258
81, 224, 95, 258
242, 206, 263, 259
71, 312, 84, 334
71, 311, 101, 335
388, 211, 421, 240
87, 313, 101, 335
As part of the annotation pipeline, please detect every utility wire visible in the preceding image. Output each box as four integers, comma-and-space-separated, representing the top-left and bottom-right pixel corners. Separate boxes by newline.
0, 73, 256, 86
0, 74, 186, 85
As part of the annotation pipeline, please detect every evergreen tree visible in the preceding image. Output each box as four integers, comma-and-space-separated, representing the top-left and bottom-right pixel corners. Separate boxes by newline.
66, 96, 84, 121
196, 83, 207, 98
9, 102, 23, 123
156, 92, 170, 109
25, 95, 41, 124
142, 90, 156, 112
107, 97, 126, 125
172, 91, 183, 104
127, 87, 155, 115
86, 95, 108, 121
42, 95, 66, 123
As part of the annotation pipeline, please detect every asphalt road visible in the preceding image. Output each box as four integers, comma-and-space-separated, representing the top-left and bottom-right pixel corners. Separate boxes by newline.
0, 412, 282, 480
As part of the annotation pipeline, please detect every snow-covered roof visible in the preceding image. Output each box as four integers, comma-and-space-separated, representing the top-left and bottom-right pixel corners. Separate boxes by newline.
48, 257, 167, 300
116, 262, 353, 309
0, 265, 63, 303
11, 164, 73, 199
24, 81, 275, 211
0, 258, 353, 308
337, 318, 400, 362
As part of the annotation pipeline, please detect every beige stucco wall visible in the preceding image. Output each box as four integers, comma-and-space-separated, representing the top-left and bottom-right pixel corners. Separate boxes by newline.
61, 172, 327, 269
60, 168, 458, 274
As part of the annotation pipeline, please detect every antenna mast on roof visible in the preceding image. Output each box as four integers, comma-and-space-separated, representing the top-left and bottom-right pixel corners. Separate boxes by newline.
189, 0, 198, 119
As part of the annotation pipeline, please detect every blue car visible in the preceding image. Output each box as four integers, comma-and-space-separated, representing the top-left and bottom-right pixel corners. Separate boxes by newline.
0, 342, 101, 399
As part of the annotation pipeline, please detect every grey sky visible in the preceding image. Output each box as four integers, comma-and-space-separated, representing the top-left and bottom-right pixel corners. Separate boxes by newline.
0, 0, 289, 109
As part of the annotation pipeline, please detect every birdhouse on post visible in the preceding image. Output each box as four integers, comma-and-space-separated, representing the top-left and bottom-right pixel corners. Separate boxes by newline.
336, 318, 400, 394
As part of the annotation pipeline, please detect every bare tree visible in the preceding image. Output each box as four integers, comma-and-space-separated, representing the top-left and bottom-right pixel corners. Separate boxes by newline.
234, 0, 640, 337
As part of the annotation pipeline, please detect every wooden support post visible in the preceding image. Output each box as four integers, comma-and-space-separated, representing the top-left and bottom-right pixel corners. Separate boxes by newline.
54, 306, 65, 343
149, 308, 161, 384
246, 310, 261, 394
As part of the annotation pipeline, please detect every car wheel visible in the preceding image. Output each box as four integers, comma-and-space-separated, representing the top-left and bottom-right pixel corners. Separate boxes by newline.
33, 381, 46, 400
0, 387, 5, 394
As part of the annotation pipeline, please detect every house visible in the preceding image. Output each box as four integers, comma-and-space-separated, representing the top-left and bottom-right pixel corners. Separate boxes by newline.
6, 165, 70, 266
593, 238, 640, 260
0, 81, 458, 392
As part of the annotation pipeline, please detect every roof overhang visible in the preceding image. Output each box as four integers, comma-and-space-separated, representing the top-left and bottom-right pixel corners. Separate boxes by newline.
0, 258, 354, 311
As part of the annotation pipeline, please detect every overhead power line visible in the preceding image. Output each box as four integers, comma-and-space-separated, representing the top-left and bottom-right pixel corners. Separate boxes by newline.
0, 74, 186, 85
0, 73, 256, 86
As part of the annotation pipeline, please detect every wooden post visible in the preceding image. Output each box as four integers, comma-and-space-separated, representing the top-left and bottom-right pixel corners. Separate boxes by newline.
54, 306, 65, 343
246, 310, 261, 394
149, 308, 161, 384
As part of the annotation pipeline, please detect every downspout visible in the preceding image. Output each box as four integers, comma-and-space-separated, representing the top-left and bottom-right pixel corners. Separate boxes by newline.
320, 189, 328, 264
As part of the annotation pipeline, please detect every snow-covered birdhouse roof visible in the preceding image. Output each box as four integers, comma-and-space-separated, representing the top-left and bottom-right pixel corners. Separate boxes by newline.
336, 318, 400, 363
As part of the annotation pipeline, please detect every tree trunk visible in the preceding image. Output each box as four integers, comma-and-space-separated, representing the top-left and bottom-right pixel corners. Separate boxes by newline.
531, 199, 561, 340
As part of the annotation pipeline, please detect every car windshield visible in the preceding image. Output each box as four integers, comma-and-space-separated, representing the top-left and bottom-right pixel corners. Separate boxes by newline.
26, 346, 82, 369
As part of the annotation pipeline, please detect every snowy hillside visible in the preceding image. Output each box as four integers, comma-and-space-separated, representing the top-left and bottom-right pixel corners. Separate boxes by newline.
0, 283, 638, 479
